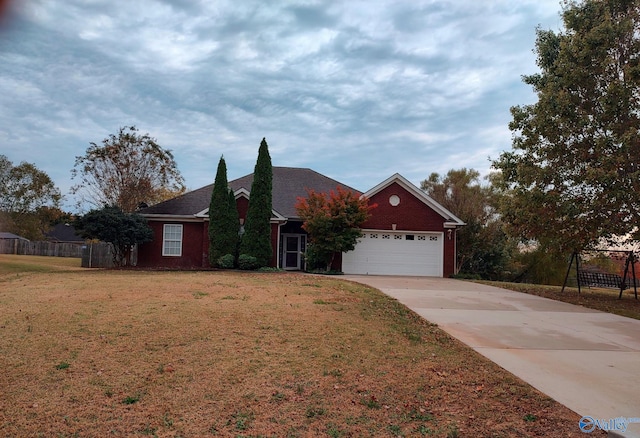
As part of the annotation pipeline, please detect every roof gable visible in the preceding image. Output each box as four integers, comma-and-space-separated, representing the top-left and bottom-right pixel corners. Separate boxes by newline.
363, 173, 465, 226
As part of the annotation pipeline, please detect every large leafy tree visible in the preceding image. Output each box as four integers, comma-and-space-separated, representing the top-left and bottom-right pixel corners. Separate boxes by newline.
71, 126, 186, 213
74, 206, 153, 266
493, 0, 640, 252
421, 169, 514, 279
296, 186, 374, 272
208, 156, 239, 267
0, 154, 62, 240
239, 138, 273, 267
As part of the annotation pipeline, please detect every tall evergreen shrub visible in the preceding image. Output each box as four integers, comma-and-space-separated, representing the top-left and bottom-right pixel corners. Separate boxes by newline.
208, 156, 239, 266
239, 138, 273, 267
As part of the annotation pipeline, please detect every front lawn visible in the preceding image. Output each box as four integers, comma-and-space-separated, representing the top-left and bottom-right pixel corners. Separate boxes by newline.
0, 255, 594, 436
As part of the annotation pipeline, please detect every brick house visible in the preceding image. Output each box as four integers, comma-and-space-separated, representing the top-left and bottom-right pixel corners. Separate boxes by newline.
137, 167, 464, 277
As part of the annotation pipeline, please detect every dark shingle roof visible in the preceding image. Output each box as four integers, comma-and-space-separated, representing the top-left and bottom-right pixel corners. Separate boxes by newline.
140, 167, 361, 219
45, 224, 85, 243
140, 183, 214, 216
0, 232, 28, 240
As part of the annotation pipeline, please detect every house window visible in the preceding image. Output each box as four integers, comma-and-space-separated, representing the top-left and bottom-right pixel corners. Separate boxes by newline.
163, 224, 183, 256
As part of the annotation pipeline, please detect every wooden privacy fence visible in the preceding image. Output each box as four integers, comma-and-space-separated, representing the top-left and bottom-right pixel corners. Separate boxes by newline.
0, 239, 84, 258
81, 243, 115, 268
81, 244, 138, 268
1, 239, 138, 269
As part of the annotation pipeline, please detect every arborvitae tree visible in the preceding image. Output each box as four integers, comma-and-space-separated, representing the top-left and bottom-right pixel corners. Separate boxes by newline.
208, 156, 239, 267
239, 138, 273, 267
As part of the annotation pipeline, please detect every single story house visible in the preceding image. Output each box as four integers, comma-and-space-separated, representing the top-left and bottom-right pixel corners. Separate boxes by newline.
137, 167, 464, 277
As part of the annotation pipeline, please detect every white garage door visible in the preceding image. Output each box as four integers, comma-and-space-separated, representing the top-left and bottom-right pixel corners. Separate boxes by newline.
342, 231, 443, 276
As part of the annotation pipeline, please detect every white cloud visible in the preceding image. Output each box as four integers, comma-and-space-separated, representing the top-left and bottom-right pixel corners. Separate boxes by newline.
1, 0, 563, 208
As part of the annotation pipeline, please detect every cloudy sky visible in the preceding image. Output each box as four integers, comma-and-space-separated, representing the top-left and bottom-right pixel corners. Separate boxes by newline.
0, 0, 563, 210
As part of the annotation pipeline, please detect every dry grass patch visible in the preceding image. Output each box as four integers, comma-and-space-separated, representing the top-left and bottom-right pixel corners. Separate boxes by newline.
477, 280, 640, 321
0, 255, 596, 437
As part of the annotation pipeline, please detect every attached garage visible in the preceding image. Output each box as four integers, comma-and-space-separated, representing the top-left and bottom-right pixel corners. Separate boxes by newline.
340, 174, 464, 277
342, 230, 443, 276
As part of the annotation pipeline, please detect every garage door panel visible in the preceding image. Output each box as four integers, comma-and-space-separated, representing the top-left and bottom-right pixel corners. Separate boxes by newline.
342, 231, 443, 277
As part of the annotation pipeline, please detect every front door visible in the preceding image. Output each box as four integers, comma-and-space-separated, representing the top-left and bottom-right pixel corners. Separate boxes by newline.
282, 234, 306, 270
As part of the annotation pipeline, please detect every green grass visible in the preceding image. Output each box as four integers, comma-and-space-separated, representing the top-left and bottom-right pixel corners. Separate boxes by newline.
313, 299, 336, 305
123, 394, 141, 405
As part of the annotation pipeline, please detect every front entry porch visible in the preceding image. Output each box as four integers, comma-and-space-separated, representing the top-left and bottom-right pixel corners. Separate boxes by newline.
281, 233, 306, 270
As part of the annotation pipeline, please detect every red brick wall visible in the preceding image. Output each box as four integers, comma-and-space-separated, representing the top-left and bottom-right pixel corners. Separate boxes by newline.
139, 194, 282, 269
363, 182, 446, 231
137, 221, 207, 268
237, 197, 249, 221
443, 231, 456, 278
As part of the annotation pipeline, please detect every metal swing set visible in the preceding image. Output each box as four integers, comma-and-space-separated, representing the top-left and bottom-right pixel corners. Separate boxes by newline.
561, 249, 638, 299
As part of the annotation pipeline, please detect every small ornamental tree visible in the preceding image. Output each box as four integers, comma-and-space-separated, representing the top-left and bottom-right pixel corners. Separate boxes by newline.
74, 206, 153, 266
296, 186, 376, 272
239, 138, 273, 267
208, 156, 239, 267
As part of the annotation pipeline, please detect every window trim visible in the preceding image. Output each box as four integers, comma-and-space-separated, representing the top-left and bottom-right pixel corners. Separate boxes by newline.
162, 224, 183, 257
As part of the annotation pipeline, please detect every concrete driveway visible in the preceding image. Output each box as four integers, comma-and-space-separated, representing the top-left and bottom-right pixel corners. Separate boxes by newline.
343, 275, 640, 437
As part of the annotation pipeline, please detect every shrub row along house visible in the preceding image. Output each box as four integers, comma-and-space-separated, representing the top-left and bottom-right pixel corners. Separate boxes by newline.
137, 167, 464, 277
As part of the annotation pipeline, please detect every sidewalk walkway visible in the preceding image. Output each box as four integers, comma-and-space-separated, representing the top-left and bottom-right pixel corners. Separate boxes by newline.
343, 275, 640, 437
